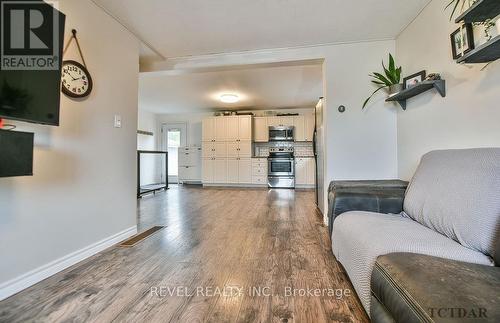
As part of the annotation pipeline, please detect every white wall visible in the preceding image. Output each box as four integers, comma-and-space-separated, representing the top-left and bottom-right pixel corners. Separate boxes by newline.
0, 0, 140, 299
396, 0, 500, 179
137, 110, 157, 150
137, 110, 160, 185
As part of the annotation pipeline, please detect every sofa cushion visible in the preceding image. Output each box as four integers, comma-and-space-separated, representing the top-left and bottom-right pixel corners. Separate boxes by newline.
371, 253, 500, 323
403, 148, 500, 258
331, 211, 493, 316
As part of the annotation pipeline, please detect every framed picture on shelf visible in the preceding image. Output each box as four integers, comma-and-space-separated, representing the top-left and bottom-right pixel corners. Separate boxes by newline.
403, 70, 426, 89
450, 24, 474, 60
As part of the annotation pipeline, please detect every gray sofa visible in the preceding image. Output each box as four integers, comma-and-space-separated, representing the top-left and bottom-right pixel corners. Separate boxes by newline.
328, 148, 500, 322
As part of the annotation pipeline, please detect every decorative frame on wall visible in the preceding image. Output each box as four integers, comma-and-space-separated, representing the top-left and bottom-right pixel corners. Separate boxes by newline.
403, 70, 426, 89
450, 23, 475, 59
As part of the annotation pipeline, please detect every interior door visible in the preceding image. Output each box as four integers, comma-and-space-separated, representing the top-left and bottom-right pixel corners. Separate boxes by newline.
162, 123, 187, 183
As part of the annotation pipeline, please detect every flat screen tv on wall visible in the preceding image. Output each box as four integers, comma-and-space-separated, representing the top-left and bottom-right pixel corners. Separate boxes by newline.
0, 0, 66, 126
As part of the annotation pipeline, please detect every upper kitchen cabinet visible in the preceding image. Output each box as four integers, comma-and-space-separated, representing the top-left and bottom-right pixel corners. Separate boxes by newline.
226, 116, 239, 140
267, 116, 281, 127
215, 117, 227, 141
223, 116, 252, 141
202, 117, 216, 142
268, 116, 294, 127
294, 116, 305, 141
304, 113, 315, 142
253, 117, 268, 142
238, 116, 252, 141
294, 113, 315, 142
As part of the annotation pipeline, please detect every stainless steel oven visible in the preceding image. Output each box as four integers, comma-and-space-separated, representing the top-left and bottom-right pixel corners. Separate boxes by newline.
269, 126, 294, 142
268, 147, 295, 188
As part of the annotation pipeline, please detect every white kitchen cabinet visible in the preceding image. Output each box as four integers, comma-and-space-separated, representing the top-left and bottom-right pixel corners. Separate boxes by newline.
227, 158, 239, 183
295, 157, 315, 186
226, 116, 239, 141
306, 157, 316, 185
178, 147, 202, 183
226, 141, 239, 158
252, 158, 268, 185
202, 142, 214, 158
267, 116, 281, 127
253, 117, 268, 142
227, 157, 252, 184
267, 116, 294, 127
215, 117, 227, 141
224, 116, 251, 141
238, 116, 252, 141
202, 118, 216, 142
227, 140, 251, 157
202, 142, 227, 158
238, 158, 252, 184
304, 113, 315, 142
203, 157, 227, 184
202, 158, 214, 183
281, 116, 294, 127
293, 116, 305, 141
238, 140, 252, 157
214, 158, 227, 183
295, 158, 307, 185
214, 141, 227, 158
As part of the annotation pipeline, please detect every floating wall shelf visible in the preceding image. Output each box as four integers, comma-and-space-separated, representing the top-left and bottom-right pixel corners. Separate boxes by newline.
455, 0, 500, 23
386, 80, 446, 110
457, 35, 500, 64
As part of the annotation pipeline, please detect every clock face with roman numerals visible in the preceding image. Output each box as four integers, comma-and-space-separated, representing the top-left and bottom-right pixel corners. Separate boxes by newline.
61, 60, 93, 98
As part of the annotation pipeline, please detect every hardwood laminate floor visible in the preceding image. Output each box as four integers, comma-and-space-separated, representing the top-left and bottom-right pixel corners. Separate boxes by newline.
0, 185, 369, 323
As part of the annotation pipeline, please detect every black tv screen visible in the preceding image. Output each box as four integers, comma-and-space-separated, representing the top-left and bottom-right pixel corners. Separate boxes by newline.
0, 0, 65, 126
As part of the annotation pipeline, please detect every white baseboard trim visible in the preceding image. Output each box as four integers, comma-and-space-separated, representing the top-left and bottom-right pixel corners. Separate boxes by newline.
0, 226, 137, 301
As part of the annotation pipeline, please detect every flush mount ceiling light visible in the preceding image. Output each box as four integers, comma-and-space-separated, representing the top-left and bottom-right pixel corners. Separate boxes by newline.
220, 94, 239, 103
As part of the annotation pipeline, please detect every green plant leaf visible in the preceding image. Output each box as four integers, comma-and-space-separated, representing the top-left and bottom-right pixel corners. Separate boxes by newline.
372, 72, 392, 86
362, 86, 387, 109
449, 0, 460, 20
389, 54, 395, 73
382, 62, 397, 84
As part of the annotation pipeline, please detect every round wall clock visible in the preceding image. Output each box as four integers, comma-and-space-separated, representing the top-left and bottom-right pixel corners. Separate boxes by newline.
61, 60, 93, 98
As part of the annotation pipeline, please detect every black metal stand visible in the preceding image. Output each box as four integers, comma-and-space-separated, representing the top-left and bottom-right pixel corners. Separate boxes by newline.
137, 150, 168, 198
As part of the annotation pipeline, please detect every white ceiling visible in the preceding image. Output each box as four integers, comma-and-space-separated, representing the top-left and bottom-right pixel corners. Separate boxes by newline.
93, 0, 430, 60
139, 63, 322, 114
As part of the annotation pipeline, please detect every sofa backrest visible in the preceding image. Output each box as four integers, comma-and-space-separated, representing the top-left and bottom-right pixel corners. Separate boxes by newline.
403, 148, 500, 262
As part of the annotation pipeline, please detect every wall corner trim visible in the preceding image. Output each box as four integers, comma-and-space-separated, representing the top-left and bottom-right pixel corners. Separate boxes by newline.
0, 226, 138, 301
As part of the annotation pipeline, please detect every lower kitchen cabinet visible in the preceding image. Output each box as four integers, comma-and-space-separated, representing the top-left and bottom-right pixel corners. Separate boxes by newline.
202, 158, 228, 183
178, 147, 202, 183
295, 157, 315, 186
227, 158, 252, 184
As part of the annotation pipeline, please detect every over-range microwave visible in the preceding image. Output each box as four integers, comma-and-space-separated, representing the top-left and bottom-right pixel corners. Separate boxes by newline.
269, 126, 294, 142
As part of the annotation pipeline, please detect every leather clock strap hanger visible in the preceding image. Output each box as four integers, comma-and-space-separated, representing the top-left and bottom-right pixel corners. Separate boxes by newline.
63, 29, 88, 68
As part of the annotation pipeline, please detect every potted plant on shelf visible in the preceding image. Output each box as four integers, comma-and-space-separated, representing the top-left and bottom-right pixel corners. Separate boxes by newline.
362, 53, 402, 109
